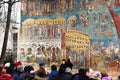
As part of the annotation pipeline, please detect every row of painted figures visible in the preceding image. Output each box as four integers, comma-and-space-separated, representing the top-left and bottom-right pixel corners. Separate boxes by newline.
18, 47, 85, 68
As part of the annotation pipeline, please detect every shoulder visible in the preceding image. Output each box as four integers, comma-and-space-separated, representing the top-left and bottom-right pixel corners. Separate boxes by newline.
35, 75, 49, 80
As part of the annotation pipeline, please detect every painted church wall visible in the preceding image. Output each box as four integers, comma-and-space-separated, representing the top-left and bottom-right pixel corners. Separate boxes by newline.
18, 0, 120, 71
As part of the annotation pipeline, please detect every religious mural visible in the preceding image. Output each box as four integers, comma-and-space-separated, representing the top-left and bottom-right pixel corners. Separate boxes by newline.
18, 0, 120, 71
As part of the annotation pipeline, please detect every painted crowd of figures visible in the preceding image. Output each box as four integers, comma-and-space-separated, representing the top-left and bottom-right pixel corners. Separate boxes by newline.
18, 46, 86, 68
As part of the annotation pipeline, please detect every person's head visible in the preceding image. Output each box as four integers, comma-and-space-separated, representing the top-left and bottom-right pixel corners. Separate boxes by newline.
1, 68, 6, 74
85, 67, 93, 78
24, 65, 34, 73
101, 71, 108, 78
17, 65, 23, 72
51, 65, 57, 71
4, 62, 11, 68
37, 68, 46, 76
62, 59, 66, 64
66, 58, 71, 62
79, 67, 85, 74
39, 63, 46, 68
65, 67, 71, 73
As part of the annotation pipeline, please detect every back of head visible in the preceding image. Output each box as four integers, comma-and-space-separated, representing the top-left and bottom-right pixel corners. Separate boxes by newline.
84, 67, 90, 74
39, 63, 45, 68
37, 68, 46, 76
79, 67, 85, 74
1, 68, 6, 74
66, 58, 71, 63
80, 67, 90, 76
24, 65, 34, 73
17, 65, 23, 72
51, 65, 57, 71
65, 67, 71, 73
101, 71, 108, 78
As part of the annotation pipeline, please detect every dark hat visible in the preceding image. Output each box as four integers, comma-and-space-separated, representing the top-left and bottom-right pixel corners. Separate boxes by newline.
39, 63, 45, 67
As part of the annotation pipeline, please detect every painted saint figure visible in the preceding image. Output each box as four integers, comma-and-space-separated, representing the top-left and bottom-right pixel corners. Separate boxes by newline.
36, 48, 45, 63
66, 47, 72, 61
79, 50, 85, 67
51, 47, 57, 63
26, 48, 33, 63
19, 48, 25, 62
56, 47, 61, 64
41, 46, 47, 63
46, 47, 52, 66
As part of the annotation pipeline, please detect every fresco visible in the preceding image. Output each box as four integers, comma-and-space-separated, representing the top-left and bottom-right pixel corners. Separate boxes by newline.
18, 0, 120, 71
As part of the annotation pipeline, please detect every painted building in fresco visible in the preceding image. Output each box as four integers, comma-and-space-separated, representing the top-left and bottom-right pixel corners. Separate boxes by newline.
65, 30, 91, 52
18, 0, 120, 70
64, 30, 91, 68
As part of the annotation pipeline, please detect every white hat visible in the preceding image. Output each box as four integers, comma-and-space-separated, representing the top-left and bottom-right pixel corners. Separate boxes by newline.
4, 62, 10, 67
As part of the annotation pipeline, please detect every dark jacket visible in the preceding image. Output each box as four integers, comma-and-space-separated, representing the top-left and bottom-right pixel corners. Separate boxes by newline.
19, 72, 27, 80
35, 75, 48, 80
13, 70, 22, 80
51, 74, 68, 80
79, 74, 91, 80
48, 70, 59, 80
66, 61, 73, 69
60, 64, 67, 70
72, 73, 80, 80
65, 72, 72, 80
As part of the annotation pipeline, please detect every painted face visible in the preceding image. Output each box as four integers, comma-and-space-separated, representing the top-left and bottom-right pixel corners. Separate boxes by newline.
86, 68, 93, 78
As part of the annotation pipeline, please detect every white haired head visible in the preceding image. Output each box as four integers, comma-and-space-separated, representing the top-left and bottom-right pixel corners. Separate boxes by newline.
65, 67, 71, 73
